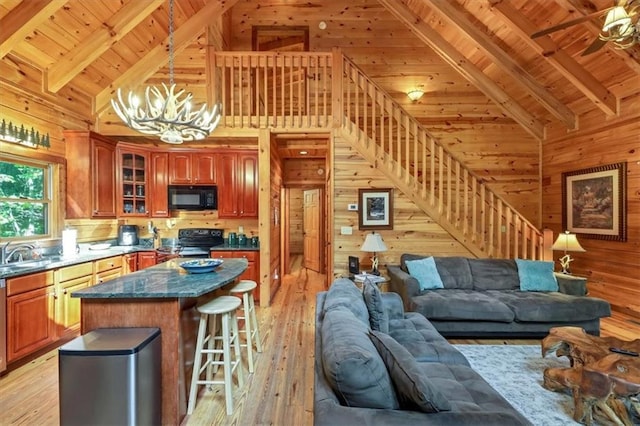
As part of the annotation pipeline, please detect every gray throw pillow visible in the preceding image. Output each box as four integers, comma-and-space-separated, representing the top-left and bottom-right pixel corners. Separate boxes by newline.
369, 330, 451, 413
363, 281, 389, 333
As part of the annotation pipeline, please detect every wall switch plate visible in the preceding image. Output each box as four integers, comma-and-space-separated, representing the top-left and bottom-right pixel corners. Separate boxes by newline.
341, 226, 353, 235
348, 203, 358, 211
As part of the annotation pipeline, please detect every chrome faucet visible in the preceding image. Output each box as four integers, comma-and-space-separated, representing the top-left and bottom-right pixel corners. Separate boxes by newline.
0, 243, 36, 264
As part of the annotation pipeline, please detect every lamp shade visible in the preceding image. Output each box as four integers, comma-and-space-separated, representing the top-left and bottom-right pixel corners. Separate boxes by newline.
551, 231, 585, 253
360, 232, 387, 252
407, 89, 424, 101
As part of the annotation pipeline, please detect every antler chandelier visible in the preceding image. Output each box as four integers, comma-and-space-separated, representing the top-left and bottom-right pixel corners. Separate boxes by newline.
599, 5, 639, 49
111, 0, 220, 144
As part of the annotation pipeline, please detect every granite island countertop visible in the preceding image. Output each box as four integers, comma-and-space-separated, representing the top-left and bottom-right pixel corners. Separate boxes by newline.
72, 257, 248, 299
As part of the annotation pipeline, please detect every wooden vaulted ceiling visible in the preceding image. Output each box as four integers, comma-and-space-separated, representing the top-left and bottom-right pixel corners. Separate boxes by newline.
0, 0, 638, 154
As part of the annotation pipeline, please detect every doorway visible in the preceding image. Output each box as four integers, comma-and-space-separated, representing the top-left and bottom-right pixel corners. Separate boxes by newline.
283, 186, 324, 275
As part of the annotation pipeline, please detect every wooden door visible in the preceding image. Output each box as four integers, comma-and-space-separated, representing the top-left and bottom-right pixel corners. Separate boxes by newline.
138, 251, 157, 270
193, 153, 217, 184
169, 153, 192, 184
58, 275, 92, 334
303, 188, 322, 272
92, 139, 117, 217
217, 152, 239, 218
7, 286, 56, 362
150, 152, 169, 217
238, 152, 258, 217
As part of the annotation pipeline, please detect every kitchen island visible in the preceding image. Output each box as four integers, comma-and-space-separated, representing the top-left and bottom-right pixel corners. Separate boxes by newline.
72, 258, 248, 425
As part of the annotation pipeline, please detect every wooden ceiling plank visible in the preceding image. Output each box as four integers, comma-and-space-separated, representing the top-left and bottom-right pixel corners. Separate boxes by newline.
425, 0, 577, 130
95, 0, 241, 115
46, 0, 164, 93
489, 0, 618, 117
558, 0, 640, 74
379, 0, 545, 140
0, 0, 68, 59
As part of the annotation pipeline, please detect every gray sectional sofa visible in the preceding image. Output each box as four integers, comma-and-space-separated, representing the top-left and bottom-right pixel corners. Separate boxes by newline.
388, 254, 612, 338
314, 278, 532, 425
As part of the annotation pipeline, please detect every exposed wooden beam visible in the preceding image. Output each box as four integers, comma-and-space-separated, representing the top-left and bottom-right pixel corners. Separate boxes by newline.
425, 0, 577, 130
95, 0, 241, 115
557, 0, 640, 74
378, 0, 545, 140
0, 0, 68, 59
489, 0, 618, 117
46, 0, 164, 93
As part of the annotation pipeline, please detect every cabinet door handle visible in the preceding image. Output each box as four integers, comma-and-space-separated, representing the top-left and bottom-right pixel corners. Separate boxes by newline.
63, 289, 68, 295
51, 291, 57, 299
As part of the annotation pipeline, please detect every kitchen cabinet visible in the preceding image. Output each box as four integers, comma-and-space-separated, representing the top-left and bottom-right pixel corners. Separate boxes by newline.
217, 151, 258, 218
64, 130, 117, 218
6, 271, 56, 362
118, 147, 148, 216
56, 263, 93, 336
123, 253, 137, 274
169, 152, 218, 185
210, 250, 260, 301
149, 152, 169, 217
138, 251, 157, 270
94, 256, 123, 285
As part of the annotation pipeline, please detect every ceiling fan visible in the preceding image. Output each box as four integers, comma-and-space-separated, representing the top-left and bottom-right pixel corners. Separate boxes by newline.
530, 0, 639, 55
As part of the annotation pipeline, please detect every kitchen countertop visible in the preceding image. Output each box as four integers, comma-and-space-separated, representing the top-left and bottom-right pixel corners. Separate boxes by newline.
72, 257, 248, 299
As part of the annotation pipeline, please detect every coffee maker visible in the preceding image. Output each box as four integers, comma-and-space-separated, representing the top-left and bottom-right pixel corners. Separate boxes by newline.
117, 225, 139, 246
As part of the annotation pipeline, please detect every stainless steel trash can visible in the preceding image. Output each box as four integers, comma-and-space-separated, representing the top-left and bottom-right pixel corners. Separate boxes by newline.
59, 327, 161, 426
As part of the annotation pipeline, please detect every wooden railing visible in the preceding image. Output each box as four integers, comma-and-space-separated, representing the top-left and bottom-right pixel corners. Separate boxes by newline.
212, 52, 333, 130
211, 51, 544, 259
340, 56, 544, 259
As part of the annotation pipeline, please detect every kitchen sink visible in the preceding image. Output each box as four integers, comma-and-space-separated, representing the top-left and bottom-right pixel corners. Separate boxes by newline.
4, 259, 54, 269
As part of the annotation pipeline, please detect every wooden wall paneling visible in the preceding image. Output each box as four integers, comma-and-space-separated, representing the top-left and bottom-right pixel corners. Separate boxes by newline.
288, 188, 304, 254
542, 99, 640, 317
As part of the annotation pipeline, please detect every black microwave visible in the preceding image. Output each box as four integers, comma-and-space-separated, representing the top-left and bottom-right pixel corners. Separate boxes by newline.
168, 185, 217, 211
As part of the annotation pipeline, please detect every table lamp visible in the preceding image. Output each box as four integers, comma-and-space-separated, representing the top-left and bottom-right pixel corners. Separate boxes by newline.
551, 230, 585, 274
360, 232, 387, 275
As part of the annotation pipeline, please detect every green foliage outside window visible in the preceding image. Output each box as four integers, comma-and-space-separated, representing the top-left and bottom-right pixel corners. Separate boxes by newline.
0, 160, 50, 238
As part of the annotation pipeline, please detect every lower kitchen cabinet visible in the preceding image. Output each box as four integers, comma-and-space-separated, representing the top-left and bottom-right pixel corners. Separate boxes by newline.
56, 263, 93, 335
210, 250, 260, 301
123, 253, 137, 274
95, 256, 123, 284
6, 271, 56, 363
138, 251, 157, 270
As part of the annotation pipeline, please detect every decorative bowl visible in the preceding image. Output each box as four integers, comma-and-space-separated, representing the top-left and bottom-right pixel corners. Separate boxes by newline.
179, 258, 223, 274
89, 243, 112, 251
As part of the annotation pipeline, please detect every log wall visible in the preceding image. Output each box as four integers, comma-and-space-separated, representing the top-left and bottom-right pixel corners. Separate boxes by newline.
542, 95, 640, 316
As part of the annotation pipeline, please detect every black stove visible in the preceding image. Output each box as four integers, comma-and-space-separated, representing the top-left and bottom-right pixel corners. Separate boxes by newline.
177, 228, 224, 257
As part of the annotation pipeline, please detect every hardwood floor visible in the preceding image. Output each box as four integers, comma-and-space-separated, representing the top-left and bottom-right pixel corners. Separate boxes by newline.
1, 257, 638, 425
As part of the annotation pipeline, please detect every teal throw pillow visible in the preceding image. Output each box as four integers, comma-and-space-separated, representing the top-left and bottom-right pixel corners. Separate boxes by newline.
405, 257, 444, 291
515, 259, 558, 292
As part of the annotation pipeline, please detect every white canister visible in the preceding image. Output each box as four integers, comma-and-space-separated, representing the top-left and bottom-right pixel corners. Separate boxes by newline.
62, 228, 77, 258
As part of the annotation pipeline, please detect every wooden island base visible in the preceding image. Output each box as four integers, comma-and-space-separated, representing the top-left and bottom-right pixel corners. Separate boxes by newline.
81, 297, 201, 425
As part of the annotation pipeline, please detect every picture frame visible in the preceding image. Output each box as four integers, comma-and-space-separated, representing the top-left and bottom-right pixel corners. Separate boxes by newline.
358, 188, 393, 230
561, 162, 627, 241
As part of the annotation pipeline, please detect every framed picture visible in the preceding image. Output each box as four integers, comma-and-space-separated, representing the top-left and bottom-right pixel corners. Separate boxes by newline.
358, 188, 393, 230
561, 162, 627, 241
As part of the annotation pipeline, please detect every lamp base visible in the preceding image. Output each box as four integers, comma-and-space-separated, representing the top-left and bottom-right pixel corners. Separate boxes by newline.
369, 269, 381, 276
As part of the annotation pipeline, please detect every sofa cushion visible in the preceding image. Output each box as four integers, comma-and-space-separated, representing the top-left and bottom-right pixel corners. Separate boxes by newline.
369, 331, 451, 413
388, 313, 470, 365
405, 257, 444, 291
515, 259, 558, 292
321, 307, 399, 409
433, 257, 474, 289
322, 278, 370, 325
363, 281, 389, 333
410, 289, 515, 323
486, 290, 612, 323
468, 259, 520, 291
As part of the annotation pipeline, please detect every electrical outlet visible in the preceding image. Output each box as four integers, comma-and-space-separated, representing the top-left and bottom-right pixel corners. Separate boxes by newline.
341, 226, 353, 235
348, 203, 358, 211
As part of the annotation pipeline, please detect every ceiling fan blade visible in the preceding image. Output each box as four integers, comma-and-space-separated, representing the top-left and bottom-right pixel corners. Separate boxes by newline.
581, 37, 608, 56
530, 7, 614, 39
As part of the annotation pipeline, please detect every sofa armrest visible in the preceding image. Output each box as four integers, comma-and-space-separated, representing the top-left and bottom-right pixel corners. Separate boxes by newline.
380, 292, 405, 320
555, 273, 587, 296
387, 265, 420, 312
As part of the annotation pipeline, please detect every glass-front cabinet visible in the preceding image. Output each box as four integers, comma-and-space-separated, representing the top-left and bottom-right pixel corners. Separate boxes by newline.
118, 147, 148, 216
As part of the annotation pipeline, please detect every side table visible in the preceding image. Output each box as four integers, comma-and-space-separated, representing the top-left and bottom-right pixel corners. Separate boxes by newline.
352, 273, 390, 292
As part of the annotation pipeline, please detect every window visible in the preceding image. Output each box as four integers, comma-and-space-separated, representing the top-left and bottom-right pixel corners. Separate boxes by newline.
0, 157, 53, 239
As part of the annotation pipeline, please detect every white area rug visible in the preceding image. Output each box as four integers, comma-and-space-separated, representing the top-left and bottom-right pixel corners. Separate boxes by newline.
454, 344, 578, 425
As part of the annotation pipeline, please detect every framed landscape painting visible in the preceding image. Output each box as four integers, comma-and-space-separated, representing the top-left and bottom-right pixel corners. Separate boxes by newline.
358, 188, 393, 230
561, 162, 627, 241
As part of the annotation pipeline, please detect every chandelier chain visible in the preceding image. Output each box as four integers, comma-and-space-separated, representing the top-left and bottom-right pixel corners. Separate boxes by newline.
169, 0, 175, 85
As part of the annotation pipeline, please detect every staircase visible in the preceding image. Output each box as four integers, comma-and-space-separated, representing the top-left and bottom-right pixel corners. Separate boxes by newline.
338, 56, 544, 260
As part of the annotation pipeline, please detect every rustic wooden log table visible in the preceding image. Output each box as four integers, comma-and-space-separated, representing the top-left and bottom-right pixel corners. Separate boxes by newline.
541, 326, 640, 426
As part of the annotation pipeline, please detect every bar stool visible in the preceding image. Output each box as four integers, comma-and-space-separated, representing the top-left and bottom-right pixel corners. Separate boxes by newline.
188, 295, 244, 416
229, 279, 263, 373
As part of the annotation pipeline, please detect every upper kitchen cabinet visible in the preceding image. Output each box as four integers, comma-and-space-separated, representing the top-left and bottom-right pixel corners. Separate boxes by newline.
169, 152, 217, 185
64, 131, 116, 219
117, 147, 148, 217
149, 152, 169, 217
218, 150, 258, 218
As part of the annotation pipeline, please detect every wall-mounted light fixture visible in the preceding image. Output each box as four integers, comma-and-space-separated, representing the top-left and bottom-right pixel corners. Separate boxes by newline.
407, 89, 425, 102
0, 119, 50, 149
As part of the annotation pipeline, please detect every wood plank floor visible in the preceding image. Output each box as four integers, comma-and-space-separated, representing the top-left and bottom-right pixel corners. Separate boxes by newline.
1, 257, 639, 425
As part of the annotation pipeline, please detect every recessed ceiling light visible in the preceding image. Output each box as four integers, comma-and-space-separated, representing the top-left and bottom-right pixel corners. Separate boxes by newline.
300, 150, 308, 155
